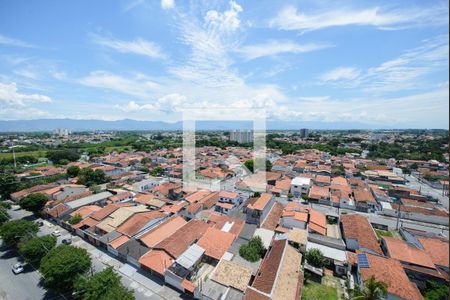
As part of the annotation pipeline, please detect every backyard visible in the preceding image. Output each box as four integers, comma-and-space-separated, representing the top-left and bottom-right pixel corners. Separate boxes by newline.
302, 280, 338, 300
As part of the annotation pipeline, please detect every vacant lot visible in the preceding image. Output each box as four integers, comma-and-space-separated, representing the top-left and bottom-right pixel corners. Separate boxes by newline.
0, 151, 47, 160
302, 280, 338, 300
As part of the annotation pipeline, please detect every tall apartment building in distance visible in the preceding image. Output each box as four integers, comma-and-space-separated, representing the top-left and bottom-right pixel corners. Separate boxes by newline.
54, 128, 70, 137
299, 128, 309, 138
230, 130, 253, 143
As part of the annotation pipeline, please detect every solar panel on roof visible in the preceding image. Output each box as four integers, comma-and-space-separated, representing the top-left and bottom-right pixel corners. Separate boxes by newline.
357, 253, 370, 268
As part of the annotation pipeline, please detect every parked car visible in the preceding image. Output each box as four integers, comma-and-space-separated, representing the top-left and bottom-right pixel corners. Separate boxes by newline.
62, 237, 72, 245
12, 263, 25, 274
51, 230, 61, 237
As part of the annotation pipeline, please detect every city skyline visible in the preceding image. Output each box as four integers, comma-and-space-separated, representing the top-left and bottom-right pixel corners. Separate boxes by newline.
0, 0, 449, 129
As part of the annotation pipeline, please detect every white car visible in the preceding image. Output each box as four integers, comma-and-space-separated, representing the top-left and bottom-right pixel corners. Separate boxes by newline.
12, 263, 24, 274
51, 230, 61, 237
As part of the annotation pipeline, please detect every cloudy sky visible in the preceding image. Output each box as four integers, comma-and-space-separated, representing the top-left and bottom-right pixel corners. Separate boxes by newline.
0, 0, 448, 128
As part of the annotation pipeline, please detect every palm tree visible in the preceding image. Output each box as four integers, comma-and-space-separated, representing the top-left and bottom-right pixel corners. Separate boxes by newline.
351, 276, 388, 300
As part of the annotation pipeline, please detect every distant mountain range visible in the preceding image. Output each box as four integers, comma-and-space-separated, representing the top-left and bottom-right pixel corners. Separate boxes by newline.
0, 118, 416, 132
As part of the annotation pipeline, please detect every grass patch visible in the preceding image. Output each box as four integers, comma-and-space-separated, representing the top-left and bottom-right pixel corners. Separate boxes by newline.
0, 151, 47, 159
374, 229, 393, 239
302, 280, 338, 300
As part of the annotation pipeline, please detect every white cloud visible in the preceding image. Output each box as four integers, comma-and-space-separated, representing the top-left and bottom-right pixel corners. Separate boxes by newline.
270, 4, 448, 32
115, 93, 187, 113
236, 40, 331, 60
0, 34, 36, 48
271, 87, 449, 128
91, 34, 166, 59
80, 71, 160, 98
319, 35, 448, 93
0, 82, 52, 106
161, 0, 174, 10
320, 67, 360, 82
205, 1, 243, 33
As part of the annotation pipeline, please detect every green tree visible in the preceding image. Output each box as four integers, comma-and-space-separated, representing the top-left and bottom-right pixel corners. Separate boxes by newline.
150, 166, 164, 176
77, 168, 107, 186
305, 248, 325, 268
40, 245, 92, 293
69, 213, 83, 225
423, 281, 448, 300
0, 173, 18, 199
351, 276, 388, 300
74, 267, 134, 300
0, 220, 38, 246
47, 150, 80, 164
244, 159, 272, 173
0, 206, 10, 223
67, 165, 81, 177
19, 193, 48, 213
239, 236, 266, 262
19, 235, 57, 267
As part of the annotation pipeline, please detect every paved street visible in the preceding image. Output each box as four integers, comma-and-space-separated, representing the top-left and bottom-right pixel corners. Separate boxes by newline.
404, 174, 449, 209
0, 245, 54, 300
4, 207, 183, 300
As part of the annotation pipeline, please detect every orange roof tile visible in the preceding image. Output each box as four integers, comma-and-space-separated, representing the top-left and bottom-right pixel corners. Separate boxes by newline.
116, 211, 165, 237
341, 214, 383, 255
139, 216, 187, 248
197, 227, 236, 260
383, 237, 436, 269
247, 193, 272, 211
418, 237, 449, 268
359, 253, 423, 300
109, 235, 130, 249
139, 250, 174, 276
155, 220, 210, 258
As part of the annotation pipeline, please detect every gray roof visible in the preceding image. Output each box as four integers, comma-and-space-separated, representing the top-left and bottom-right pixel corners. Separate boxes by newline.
98, 230, 122, 244
66, 191, 112, 209
175, 243, 205, 270
117, 238, 150, 260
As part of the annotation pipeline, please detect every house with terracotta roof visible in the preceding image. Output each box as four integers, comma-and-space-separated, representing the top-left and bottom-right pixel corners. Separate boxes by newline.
197, 227, 236, 261
340, 214, 383, 255
381, 237, 448, 287
353, 188, 379, 213
206, 212, 245, 237
11, 183, 59, 201
245, 193, 275, 226
94, 205, 149, 235
218, 190, 241, 206
356, 253, 423, 300
308, 185, 330, 205
245, 237, 303, 300
42, 184, 89, 201
107, 191, 133, 203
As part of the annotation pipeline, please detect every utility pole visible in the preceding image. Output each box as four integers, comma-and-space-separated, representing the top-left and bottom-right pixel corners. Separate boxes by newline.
395, 201, 401, 230
10, 137, 17, 169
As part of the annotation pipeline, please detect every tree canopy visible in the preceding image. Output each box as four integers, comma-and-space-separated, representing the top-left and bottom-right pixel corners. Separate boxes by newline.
351, 276, 388, 300
74, 267, 134, 300
77, 168, 107, 186
47, 149, 80, 164
19, 193, 48, 213
305, 248, 325, 268
19, 235, 57, 267
69, 213, 83, 225
0, 219, 39, 246
244, 159, 272, 173
67, 165, 81, 177
239, 236, 266, 262
40, 245, 92, 293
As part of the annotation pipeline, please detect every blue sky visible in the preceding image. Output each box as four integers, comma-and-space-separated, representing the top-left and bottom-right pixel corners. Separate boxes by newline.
0, 0, 448, 128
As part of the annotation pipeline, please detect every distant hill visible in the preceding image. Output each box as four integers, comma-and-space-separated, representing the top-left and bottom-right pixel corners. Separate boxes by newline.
0, 118, 396, 132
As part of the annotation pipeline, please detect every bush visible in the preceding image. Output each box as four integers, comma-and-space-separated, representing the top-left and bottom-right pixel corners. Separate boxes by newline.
69, 213, 83, 225
47, 150, 80, 164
